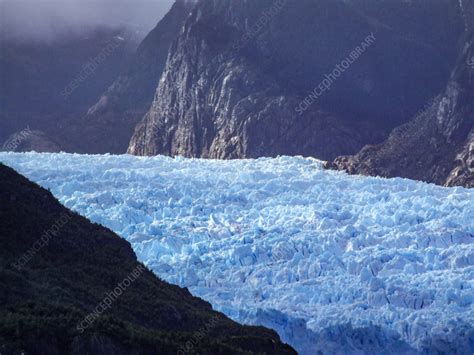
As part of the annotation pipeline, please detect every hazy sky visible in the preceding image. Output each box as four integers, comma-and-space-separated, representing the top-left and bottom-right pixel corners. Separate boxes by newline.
0, 0, 175, 42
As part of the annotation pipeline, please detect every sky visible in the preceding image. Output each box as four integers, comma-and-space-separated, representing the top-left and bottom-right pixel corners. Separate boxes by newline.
0, 0, 175, 42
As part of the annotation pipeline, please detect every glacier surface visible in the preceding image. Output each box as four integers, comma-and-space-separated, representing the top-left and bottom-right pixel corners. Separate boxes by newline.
1, 152, 473, 354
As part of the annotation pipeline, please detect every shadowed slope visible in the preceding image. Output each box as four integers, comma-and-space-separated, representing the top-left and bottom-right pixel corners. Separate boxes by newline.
0, 163, 295, 355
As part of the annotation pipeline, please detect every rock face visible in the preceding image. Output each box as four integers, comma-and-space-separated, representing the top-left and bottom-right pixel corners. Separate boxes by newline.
128, 0, 463, 160
330, 8, 474, 188
0, 162, 295, 354
80, 0, 194, 154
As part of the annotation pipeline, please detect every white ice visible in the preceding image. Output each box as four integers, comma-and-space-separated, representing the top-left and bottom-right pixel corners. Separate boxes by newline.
1, 152, 473, 354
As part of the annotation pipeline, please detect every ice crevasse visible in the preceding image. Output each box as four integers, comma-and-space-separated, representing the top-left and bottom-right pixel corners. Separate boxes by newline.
1, 152, 473, 354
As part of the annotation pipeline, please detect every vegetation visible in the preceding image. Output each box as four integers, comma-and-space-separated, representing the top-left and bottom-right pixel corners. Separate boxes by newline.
0, 163, 295, 355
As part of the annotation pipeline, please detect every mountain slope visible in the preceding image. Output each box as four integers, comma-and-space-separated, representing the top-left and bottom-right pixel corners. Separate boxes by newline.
0, 163, 295, 354
329, 18, 473, 187
2, 129, 61, 153
128, 0, 463, 159
0, 28, 135, 147
76, 0, 194, 154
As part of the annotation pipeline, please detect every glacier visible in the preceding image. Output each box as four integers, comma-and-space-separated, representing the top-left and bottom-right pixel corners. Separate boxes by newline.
1, 152, 473, 354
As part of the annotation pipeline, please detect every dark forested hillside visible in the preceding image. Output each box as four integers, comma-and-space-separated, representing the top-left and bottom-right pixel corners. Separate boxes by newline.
0, 163, 295, 355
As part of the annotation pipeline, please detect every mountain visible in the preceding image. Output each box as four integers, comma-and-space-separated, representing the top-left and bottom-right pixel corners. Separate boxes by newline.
2, 0, 470, 186
329, 2, 474, 187
0, 28, 136, 147
76, 0, 194, 154
0, 0, 192, 155
128, 0, 463, 160
2, 129, 61, 153
0, 162, 295, 354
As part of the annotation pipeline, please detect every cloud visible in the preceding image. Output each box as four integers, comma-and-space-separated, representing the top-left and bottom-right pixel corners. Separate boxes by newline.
0, 0, 175, 42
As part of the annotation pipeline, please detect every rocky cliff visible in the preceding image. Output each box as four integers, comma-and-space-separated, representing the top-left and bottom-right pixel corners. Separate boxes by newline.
330, 3, 473, 187
128, 0, 463, 160
78, 0, 194, 154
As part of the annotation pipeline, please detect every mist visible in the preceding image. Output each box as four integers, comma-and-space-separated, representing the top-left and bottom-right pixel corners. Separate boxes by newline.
0, 0, 175, 42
